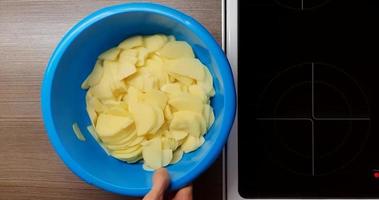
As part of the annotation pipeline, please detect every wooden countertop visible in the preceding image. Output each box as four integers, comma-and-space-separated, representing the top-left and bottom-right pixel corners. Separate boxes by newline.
0, 0, 222, 199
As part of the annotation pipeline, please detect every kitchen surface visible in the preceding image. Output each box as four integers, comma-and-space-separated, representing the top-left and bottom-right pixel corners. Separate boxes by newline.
237, 0, 379, 199
0, 0, 223, 199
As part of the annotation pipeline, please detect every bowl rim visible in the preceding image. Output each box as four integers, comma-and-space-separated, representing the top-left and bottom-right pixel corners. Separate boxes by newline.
41, 2, 236, 197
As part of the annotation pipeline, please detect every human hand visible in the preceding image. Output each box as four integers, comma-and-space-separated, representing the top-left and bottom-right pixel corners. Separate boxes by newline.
143, 168, 193, 200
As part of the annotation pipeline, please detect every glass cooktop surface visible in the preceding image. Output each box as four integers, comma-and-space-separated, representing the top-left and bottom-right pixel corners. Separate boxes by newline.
238, 0, 379, 198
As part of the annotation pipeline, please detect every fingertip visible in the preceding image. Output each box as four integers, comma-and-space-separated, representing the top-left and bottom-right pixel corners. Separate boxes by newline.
173, 184, 193, 200
153, 168, 170, 189
143, 168, 171, 200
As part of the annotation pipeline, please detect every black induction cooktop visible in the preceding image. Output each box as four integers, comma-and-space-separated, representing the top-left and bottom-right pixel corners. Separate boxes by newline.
238, 0, 379, 198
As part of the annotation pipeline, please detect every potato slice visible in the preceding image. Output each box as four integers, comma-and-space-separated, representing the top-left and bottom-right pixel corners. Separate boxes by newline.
165, 58, 205, 80
202, 104, 211, 128
209, 108, 215, 129
160, 83, 182, 94
95, 113, 133, 137
129, 102, 156, 136
168, 94, 203, 113
149, 106, 164, 134
169, 130, 188, 142
170, 148, 183, 164
168, 35, 176, 42
144, 34, 168, 52
87, 125, 99, 141
123, 154, 143, 163
127, 136, 145, 147
196, 112, 207, 135
141, 90, 168, 110
90, 76, 113, 99
87, 126, 110, 156
162, 149, 173, 167
109, 142, 140, 152
88, 96, 106, 112
118, 35, 143, 50
143, 163, 155, 171
99, 47, 121, 61
86, 105, 97, 126
81, 61, 104, 89
87, 126, 111, 155
169, 73, 194, 85
117, 61, 136, 81
188, 85, 207, 103
198, 67, 215, 97
104, 106, 129, 117
142, 138, 162, 169
112, 146, 143, 161
162, 137, 178, 151
72, 123, 85, 141
163, 105, 173, 120
158, 41, 194, 59
135, 47, 149, 67
170, 111, 202, 138
181, 135, 199, 153
102, 127, 136, 145
125, 86, 142, 106
119, 49, 138, 65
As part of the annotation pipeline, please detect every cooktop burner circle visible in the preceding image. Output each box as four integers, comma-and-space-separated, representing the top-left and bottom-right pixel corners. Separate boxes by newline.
257, 62, 370, 176
275, 0, 331, 10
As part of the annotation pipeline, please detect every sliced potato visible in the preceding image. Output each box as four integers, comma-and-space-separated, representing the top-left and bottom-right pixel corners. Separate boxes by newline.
81, 61, 104, 89
143, 163, 155, 171
181, 135, 199, 153
142, 138, 162, 169
162, 137, 178, 151
127, 136, 145, 147
165, 58, 205, 80
198, 67, 215, 97
141, 90, 168, 110
118, 35, 143, 49
102, 127, 137, 145
168, 35, 176, 42
158, 41, 194, 59
119, 49, 138, 65
149, 106, 164, 134
86, 105, 97, 126
170, 111, 203, 137
135, 47, 149, 67
144, 34, 168, 52
95, 113, 133, 137
168, 94, 203, 113
170, 148, 183, 164
169, 130, 188, 142
162, 149, 173, 166
117, 61, 136, 80
188, 85, 207, 103
129, 102, 156, 136
123, 154, 143, 163
163, 105, 173, 120
112, 146, 142, 161
82, 34, 216, 170
99, 47, 121, 61
160, 83, 182, 94
169, 73, 194, 85
72, 123, 85, 141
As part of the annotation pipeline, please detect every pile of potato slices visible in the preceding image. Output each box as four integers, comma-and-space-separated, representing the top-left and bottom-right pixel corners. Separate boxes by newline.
81, 34, 215, 170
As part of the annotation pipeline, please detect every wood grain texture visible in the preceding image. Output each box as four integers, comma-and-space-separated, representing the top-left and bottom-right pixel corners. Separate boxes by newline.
0, 0, 222, 199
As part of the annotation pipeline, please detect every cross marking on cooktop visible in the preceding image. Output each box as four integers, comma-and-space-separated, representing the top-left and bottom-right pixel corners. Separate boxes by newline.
256, 62, 371, 176
301, 0, 304, 10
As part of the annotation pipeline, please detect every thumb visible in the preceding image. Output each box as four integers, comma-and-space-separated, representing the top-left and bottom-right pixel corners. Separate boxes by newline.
143, 168, 170, 200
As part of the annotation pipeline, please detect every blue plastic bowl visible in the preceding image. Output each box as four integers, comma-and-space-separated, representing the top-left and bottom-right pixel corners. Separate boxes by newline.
41, 3, 236, 197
